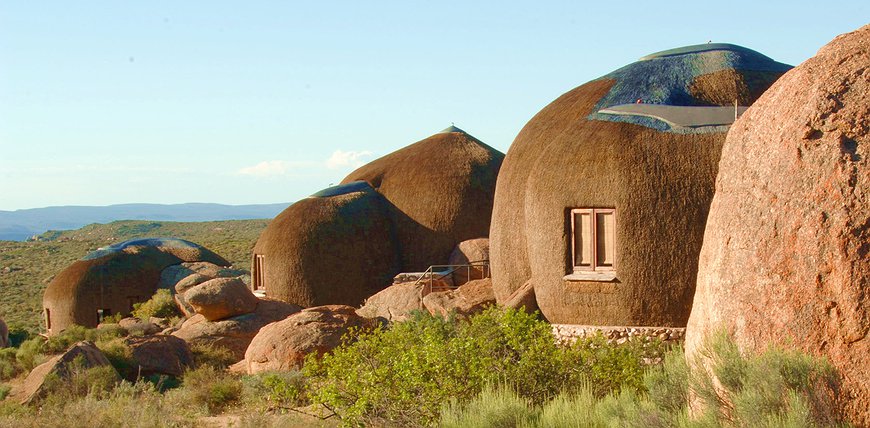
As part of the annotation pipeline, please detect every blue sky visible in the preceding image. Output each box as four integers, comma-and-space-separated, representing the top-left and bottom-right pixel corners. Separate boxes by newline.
1, 1, 867, 210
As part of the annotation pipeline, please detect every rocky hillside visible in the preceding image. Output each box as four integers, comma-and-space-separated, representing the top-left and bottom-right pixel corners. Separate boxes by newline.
0, 219, 268, 331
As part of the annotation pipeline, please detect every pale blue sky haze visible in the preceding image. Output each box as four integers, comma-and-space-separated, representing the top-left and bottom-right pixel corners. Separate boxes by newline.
1, 1, 867, 210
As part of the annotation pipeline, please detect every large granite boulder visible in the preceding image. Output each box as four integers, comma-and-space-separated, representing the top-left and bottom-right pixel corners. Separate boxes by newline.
172, 299, 301, 360
16, 341, 119, 404
356, 281, 423, 322
160, 262, 247, 316
0, 318, 7, 348
118, 316, 162, 335
448, 238, 490, 285
184, 277, 259, 321
685, 25, 869, 426
244, 305, 381, 374
423, 278, 496, 317
125, 335, 194, 378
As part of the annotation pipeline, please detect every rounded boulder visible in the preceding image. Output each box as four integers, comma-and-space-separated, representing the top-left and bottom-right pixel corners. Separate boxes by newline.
685, 25, 869, 426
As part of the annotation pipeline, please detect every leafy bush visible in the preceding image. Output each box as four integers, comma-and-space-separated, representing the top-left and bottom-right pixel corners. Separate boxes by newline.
304, 308, 660, 427
0, 383, 10, 401
241, 371, 309, 411
131, 289, 182, 320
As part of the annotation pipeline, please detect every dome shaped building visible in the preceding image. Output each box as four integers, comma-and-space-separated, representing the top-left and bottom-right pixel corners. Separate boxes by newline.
43, 238, 230, 334
251, 126, 504, 307
489, 44, 792, 326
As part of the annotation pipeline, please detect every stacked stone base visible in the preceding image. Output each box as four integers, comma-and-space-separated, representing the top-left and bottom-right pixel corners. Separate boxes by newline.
551, 324, 685, 346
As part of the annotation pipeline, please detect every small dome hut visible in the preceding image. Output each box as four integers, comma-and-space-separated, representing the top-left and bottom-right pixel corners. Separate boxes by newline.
43, 238, 229, 334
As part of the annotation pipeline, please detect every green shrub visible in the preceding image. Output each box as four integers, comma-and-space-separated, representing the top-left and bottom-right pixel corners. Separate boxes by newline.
175, 365, 242, 414
95, 337, 137, 379
131, 289, 182, 320
190, 343, 238, 369
6, 326, 32, 347
688, 331, 844, 427
242, 371, 309, 411
305, 307, 655, 427
0, 348, 18, 380
436, 331, 845, 428
40, 356, 120, 404
0, 383, 10, 401
15, 337, 46, 372
440, 386, 537, 428
1, 381, 191, 428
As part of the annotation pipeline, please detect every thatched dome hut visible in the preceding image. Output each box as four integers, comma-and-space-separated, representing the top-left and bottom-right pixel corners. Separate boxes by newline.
251, 181, 400, 307
490, 43, 791, 326
252, 127, 504, 307
342, 126, 504, 271
43, 238, 229, 334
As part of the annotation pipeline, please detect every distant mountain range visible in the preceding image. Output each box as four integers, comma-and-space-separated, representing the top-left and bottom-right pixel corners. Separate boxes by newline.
0, 202, 291, 241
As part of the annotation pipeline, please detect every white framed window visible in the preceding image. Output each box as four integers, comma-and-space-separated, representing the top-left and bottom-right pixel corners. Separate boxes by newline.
567, 208, 617, 280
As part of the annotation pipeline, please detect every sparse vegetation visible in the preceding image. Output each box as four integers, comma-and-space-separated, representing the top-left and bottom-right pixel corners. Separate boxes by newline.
131, 289, 182, 320
0, 306, 849, 428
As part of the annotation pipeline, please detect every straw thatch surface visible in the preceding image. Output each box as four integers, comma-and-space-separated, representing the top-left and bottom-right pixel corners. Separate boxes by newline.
43, 239, 229, 334
342, 128, 504, 271
251, 182, 400, 307
490, 45, 790, 326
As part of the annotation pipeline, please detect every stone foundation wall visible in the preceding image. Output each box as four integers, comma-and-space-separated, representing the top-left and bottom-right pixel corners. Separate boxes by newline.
551, 324, 686, 345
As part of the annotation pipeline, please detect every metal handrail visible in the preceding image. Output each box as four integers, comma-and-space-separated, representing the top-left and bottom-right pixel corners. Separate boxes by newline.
415, 260, 490, 308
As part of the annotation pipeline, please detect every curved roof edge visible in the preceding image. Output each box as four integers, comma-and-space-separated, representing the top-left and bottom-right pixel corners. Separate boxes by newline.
639, 43, 773, 61
598, 104, 750, 128
309, 180, 373, 198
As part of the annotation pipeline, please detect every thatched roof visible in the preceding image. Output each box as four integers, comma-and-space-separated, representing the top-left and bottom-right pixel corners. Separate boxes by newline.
43, 238, 229, 333
490, 44, 791, 326
252, 181, 401, 307
342, 127, 505, 271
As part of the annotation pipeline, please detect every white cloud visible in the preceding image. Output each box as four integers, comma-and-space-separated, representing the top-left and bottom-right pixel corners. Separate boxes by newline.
325, 150, 373, 170
237, 150, 373, 178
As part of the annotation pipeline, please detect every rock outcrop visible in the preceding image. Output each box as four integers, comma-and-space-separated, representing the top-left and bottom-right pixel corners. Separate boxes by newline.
118, 317, 162, 335
184, 277, 259, 321
160, 262, 247, 316
0, 318, 7, 348
125, 335, 194, 378
356, 281, 423, 322
244, 305, 381, 374
685, 25, 869, 426
16, 341, 118, 404
172, 299, 301, 360
448, 238, 490, 285
422, 278, 496, 317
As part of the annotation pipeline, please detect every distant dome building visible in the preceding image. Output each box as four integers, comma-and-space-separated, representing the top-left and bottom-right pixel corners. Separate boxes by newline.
252, 126, 504, 307
43, 238, 230, 334
489, 43, 792, 326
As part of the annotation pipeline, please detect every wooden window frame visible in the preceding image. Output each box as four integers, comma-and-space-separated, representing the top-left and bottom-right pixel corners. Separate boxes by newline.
253, 254, 265, 291
570, 208, 616, 273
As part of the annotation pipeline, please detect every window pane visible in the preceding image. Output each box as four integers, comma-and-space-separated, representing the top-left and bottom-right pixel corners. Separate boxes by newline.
573, 212, 592, 267
596, 211, 615, 267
